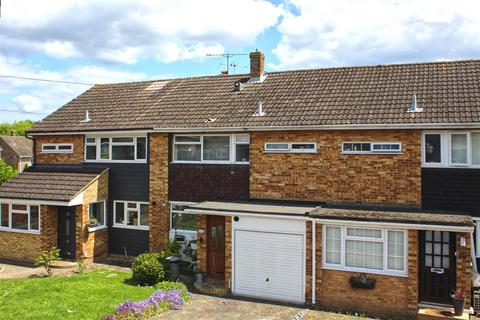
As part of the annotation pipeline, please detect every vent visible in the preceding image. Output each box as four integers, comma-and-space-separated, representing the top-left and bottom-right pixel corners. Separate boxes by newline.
253, 101, 265, 117
234, 81, 244, 92
81, 110, 91, 123
407, 94, 423, 113
144, 81, 169, 91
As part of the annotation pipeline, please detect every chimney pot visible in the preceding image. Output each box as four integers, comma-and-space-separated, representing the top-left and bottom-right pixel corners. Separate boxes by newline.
249, 50, 265, 81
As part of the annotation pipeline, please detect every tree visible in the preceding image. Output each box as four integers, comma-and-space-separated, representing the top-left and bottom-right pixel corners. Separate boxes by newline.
0, 120, 36, 136
0, 159, 17, 185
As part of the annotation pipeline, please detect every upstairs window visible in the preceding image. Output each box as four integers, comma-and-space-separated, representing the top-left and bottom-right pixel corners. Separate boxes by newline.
423, 131, 480, 168
41, 143, 73, 153
264, 142, 317, 153
342, 142, 402, 154
173, 134, 249, 164
85, 136, 147, 162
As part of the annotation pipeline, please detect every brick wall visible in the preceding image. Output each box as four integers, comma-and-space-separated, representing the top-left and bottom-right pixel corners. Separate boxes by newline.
457, 232, 472, 308
35, 135, 84, 164
75, 170, 109, 261
316, 223, 416, 318
197, 215, 207, 273
224, 216, 232, 290
149, 133, 169, 252
306, 221, 313, 301
250, 130, 421, 205
0, 139, 20, 170
0, 205, 57, 261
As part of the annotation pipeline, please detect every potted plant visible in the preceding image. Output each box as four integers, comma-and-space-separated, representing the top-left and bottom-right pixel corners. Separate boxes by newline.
349, 273, 376, 289
88, 218, 98, 228
194, 265, 204, 284
451, 288, 466, 316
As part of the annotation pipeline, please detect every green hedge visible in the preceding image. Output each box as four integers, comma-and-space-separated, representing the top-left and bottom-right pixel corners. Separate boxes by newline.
131, 252, 168, 286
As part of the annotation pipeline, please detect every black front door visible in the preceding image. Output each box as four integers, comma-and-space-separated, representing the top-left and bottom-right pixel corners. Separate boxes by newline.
419, 231, 456, 304
57, 206, 76, 259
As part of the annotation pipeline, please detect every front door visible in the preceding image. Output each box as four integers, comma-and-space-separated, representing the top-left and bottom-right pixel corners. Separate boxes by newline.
419, 231, 456, 304
57, 206, 76, 260
207, 215, 225, 277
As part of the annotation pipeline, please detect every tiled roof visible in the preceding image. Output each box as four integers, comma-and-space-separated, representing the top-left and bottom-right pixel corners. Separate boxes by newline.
0, 136, 33, 157
0, 165, 107, 202
29, 59, 480, 133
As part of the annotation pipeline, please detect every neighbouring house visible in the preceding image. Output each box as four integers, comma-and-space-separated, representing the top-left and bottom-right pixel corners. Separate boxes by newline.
0, 135, 33, 172
0, 50, 479, 318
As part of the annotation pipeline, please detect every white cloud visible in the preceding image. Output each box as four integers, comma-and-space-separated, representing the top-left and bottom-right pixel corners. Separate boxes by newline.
1, 0, 282, 64
12, 95, 44, 112
272, 0, 480, 69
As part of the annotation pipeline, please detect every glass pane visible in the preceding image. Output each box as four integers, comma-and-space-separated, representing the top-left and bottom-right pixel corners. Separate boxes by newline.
203, 136, 230, 161
266, 143, 289, 150
30, 206, 39, 230
140, 204, 149, 226
425, 255, 432, 267
344, 143, 371, 152
127, 202, 137, 209
127, 211, 138, 226
86, 137, 96, 144
443, 231, 449, 242
136, 137, 147, 160
86, 145, 97, 160
175, 144, 201, 161
12, 212, 28, 230
451, 134, 468, 164
473, 133, 480, 165
211, 226, 217, 249
58, 145, 72, 151
172, 212, 197, 231
112, 137, 134, 143
434, 256, 441, 267
291, 143, 315, 150
434, 243, 441, 254
1, 203, 9, 227
100, 138, 109, 160
175, 136, 201, 143
115, 202, 125, 224
235, 135, 249, 143
434, 231, 441, 242
426, 231, 432, 241
425, 242, 432, 254
443, 257, 450, 268
12, 204, 27, 211
425, 134, 441, 163
112, 145, 135, 160
443, 243, 449, 255
172, 204, 187, 211
347, 228, 381, 238
345, 239, 383, 270
42, 145, 56, 150
218, 225, 224, 250
89, 202, 104, 226
235, 144, 249, 162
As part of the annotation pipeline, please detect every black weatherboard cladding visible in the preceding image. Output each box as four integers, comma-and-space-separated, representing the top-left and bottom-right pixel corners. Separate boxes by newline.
422, 168, 480, 215
87, 162, 149, 256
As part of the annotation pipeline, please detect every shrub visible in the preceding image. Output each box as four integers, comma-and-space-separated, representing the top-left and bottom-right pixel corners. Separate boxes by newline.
34, 248, 60, 277
131, 252, 167, 286
164, 239, 182, 257
155, 281, 190, 302
77, 260, 87, 274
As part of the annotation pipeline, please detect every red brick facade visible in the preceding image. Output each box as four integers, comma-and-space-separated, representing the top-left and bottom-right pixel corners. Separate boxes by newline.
35, 135, 84, 164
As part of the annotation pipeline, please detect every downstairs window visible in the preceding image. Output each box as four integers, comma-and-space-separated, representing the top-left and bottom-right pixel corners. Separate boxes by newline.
0, 203, 40, 233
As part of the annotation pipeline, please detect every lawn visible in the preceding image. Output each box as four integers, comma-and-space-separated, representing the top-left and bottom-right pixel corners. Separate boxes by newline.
0, 269, 156, 320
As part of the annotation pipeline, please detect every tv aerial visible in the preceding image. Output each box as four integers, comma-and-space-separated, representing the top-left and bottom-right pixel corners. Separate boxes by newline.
206, 53, 248, 75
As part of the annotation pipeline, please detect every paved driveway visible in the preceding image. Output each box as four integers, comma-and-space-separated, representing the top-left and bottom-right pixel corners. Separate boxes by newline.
156, 294, 372, 320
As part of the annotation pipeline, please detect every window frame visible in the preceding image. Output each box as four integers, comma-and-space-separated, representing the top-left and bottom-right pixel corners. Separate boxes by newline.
263, 142, 318, 153
41, 143, 74, 154
169, 201, 198, 233
0, 203, 41, 234
322, 225, 407, 277
172, 134, 249, 164
474, 218, 480, 258
84, 135, 147, 163
422, 131, 480, 168
341, 142, 402, 154
113, 200, 149, 230
88, 200, 107, 231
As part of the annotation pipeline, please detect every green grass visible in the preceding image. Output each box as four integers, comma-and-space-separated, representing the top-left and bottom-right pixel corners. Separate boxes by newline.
0, 269, 156, 320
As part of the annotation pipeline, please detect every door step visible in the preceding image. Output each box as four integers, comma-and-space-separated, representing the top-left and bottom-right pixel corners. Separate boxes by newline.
417, 307, 469, 320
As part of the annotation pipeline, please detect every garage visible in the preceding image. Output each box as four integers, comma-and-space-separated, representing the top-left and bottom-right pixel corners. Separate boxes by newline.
232, 215, 306, 304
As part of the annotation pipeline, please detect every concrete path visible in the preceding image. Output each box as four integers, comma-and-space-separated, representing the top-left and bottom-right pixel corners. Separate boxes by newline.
156, 294, 373, 320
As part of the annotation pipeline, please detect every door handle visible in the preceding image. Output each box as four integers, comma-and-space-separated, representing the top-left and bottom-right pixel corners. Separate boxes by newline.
431, 268, 444, 274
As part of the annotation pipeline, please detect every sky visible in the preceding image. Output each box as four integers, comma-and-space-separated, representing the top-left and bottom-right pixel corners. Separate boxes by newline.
1, 0, 480, 123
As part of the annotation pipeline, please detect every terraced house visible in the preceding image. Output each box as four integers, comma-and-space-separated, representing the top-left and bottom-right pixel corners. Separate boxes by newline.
1, 50, 480, 318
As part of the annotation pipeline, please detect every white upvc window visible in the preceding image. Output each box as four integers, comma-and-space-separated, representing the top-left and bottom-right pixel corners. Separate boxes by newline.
264, 142, 317, 153
41, 143, 73, 153
170, 202, 197, 232
113, 200, 149, 230
0, 203, 40, 234
88, 201, 106, 229
173, 134, 249, 164
85, 136, 147, 163
323, 225, 407, 276
422, 131, 480, 168
342, 142, 402, 154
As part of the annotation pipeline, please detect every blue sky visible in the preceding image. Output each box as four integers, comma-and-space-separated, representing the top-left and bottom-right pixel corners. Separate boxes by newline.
1, 0, 479, 123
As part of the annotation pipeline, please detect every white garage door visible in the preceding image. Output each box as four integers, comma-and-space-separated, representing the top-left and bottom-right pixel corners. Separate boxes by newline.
233, 229, 305, 303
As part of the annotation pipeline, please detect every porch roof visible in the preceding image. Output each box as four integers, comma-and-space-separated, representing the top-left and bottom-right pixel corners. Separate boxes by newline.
0, 165, 108, 203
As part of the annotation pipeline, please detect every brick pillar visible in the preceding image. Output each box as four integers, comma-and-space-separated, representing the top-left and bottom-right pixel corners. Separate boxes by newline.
197, 215, 207, 273
41, 205, 58, 251
224, 216, 232, 290
316, 223, 323, 303
305, 221, 312, 302
407, 230, 419, 316
149, 133, 169, 252
457, 232, 472, 308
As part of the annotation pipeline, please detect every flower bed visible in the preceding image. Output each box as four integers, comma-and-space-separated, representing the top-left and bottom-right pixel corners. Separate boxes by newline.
103, 287, 189, 320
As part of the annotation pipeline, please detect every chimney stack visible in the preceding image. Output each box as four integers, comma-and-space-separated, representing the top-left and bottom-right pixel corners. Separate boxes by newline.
249, 49, 265, 82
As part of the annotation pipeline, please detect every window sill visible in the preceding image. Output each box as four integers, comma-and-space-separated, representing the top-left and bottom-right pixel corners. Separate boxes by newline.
41, 151, 73, 154
341, 152, 403, 155
170, 229, 197, 234
88, 225, 108, 232
0, 227, 40, 235
263, 151, 317, 154
84, 160, 147, 164
171, 161, 249, 165
322, 264, 407, 277
112, 224, 149, 231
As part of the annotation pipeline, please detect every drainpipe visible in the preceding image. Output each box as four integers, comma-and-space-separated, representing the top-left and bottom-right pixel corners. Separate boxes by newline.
312, 220, 316, 305
471, 229, 478, 273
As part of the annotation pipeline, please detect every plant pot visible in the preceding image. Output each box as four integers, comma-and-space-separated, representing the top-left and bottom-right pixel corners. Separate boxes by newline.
452, 297, 465, 316
349, 275, 376, 289
195, 272, 204, 284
